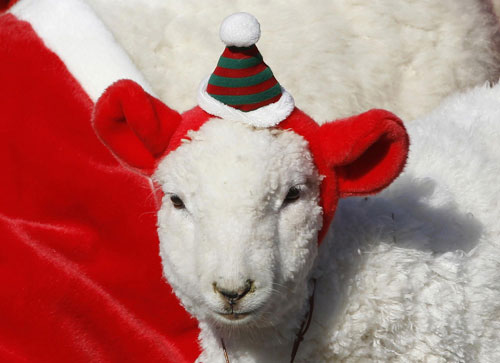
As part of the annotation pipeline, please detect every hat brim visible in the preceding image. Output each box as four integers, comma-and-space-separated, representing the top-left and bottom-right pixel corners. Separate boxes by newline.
197, 76, 295, 127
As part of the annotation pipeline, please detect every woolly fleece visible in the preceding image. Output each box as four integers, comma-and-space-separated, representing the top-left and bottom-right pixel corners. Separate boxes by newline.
302, 82, 500, 362
86, 0, 500, 123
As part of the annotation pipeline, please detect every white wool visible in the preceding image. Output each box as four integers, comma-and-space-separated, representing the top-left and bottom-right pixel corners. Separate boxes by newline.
219, 12, 260, 47
153, 82, 500, 362
86, 0, 500, 122
306, 82, 500, 362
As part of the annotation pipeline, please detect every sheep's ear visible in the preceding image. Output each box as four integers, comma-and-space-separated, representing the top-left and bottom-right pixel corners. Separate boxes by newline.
318, 109, 409, 197
93, 80, 181, 175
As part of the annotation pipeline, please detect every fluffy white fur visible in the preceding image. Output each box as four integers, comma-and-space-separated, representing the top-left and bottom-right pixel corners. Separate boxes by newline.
153, 82, 500, 362
86, 0, 500, 123
306, 82, 500, 362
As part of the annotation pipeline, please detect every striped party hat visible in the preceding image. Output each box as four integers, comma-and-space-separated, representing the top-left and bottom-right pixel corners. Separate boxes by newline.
198, 13, 295, 128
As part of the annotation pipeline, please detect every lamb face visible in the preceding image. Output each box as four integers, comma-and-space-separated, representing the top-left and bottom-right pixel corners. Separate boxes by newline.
93, 80, 409, 359
154, 118, 323, 327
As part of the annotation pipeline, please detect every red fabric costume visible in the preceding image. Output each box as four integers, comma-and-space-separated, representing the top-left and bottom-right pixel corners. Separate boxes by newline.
0, 3, 200, 362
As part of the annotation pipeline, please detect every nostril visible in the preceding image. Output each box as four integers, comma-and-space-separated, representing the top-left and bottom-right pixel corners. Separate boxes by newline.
219, 289, 239, 300
213, 280, 254, 303
240, 279, 253, 297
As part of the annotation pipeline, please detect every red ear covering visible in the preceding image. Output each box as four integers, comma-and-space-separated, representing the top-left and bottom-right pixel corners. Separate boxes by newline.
93, 80, 181, 175
319, 109, 409, 197
278, 108, 409, 244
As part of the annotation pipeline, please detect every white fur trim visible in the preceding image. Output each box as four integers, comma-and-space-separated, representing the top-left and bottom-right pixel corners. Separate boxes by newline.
10, 0, 154, 102
219, 12, 260, 47
197, 76, 295, 127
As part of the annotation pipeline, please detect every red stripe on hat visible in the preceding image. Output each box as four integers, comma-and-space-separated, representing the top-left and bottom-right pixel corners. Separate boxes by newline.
233, 93, 282, 111
207, 77, 278, 96
213, 62, 268, 78
222, 45, 260, 59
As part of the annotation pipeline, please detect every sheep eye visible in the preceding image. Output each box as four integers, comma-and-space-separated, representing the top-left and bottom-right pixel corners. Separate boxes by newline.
284, 186, 301, 203
170, 195, 185, 209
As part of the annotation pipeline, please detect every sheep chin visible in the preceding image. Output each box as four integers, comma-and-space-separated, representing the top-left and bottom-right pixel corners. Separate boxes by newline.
210, 310, 258, 326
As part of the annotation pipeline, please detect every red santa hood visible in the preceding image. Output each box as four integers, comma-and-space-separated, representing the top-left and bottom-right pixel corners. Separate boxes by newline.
92, 13, 409, 245
0, 0, 200, 361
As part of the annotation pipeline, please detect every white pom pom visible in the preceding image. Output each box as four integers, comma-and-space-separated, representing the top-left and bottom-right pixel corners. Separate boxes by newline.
219, 13, 260, 47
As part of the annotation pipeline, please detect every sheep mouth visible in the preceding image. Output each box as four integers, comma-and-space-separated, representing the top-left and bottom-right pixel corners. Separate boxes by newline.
216, 310, 255, 322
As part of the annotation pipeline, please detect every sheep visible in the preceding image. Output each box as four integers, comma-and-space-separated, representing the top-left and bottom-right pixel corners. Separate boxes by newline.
94, 80, 500, 363
92, 79, 500, 362
92, 12, 500, 363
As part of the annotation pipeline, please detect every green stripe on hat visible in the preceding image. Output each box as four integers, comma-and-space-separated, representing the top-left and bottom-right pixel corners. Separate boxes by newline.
217, 55, 263, 69
208, 68, 273, 88
210, 83, 282, 105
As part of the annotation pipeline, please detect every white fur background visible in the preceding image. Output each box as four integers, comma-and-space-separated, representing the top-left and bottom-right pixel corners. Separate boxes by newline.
86, 0, 500, 123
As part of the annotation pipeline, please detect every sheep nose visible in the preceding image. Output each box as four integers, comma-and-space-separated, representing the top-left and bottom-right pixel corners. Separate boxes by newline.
214, 280, 254, 304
